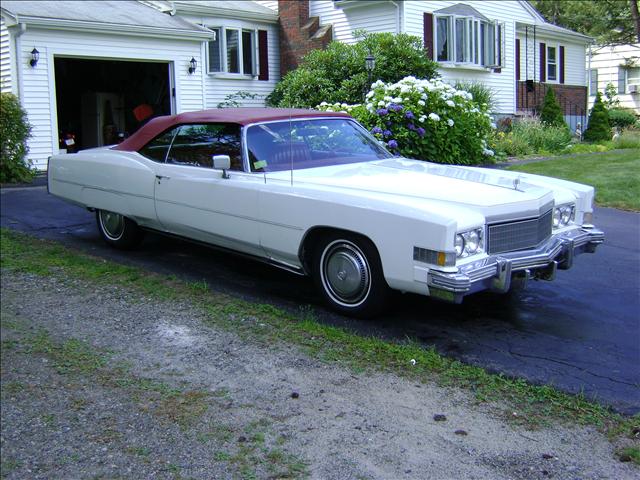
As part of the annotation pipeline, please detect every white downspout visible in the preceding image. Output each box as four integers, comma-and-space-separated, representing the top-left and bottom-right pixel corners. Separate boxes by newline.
390, 1, 401, 34
13, 22, 26, 101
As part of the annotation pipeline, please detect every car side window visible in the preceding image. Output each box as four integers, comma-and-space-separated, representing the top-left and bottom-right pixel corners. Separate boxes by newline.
166, 123, 243, 170
139, 128, 179, 162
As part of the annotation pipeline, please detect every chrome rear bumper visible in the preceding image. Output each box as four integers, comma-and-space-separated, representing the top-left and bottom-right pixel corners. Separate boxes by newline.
427, 226, 604, 302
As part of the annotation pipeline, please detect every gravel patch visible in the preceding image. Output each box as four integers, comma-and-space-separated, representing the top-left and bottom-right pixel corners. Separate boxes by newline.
1, 270, 637, 479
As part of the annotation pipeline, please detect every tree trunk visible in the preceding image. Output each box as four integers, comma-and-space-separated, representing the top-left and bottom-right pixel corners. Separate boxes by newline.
632, 0, 640, 43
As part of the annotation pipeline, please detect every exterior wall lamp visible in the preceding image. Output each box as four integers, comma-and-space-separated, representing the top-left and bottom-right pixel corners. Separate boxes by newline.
188, 57, 197, 74
30, 48, 40, 67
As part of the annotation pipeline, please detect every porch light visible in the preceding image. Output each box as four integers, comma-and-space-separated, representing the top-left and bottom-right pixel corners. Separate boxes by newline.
188, 57, 197, 74
30, 48, 40, 67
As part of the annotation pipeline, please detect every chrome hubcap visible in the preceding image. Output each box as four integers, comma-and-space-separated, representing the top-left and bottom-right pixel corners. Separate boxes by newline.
100, 210, 125, 240
321, 240, 371, 307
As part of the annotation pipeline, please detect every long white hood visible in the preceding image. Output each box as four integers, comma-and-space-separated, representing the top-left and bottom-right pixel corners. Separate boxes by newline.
265, 158, 582, 222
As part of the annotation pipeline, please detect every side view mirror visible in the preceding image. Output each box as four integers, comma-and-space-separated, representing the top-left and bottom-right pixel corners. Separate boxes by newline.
213, 154, 231, 179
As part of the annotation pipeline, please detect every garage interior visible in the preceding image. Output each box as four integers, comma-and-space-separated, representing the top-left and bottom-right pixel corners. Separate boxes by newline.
54, 58, 173, 151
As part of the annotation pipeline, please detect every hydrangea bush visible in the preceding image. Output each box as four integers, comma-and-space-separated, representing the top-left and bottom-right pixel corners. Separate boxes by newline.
317, 76, 495, 165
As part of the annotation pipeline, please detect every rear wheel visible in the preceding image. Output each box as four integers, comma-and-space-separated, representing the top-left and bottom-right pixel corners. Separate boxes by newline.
96, 209, 144, 249
312, 232, 390, 318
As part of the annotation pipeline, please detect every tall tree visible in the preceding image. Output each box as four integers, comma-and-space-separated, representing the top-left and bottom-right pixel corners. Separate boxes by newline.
531, 0, 639, 45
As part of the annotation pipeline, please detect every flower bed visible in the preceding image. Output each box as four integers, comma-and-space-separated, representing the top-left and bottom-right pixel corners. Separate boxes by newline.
317, 76, 495, 165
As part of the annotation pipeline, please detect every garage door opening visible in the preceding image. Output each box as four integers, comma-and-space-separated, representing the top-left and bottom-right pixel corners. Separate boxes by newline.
54, 58, 173, 151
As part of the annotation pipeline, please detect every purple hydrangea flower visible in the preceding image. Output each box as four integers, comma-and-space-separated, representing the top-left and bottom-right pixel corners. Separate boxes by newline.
388, 103, 403, 112
388, 139, 398, 149
386, 121, 392, 126
407, 123, 415, 130
371, 126, 383, 135
405, 111, 415, 119
417, 127, 426, 137
376, 108, 388, 116
383, 130, 392, 137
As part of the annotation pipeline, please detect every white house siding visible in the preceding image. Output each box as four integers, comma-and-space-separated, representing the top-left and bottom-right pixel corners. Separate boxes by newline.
11, 27, 205, 170
179, 14, 280, 108
403, 1, 538, 114
310, 0, 399, 44
0, 18, 11, 92
588, 44, 640, 113
517, 32, 586, 87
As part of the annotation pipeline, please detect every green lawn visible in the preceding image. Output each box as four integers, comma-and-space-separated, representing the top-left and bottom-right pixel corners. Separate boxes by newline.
507, 149, 640, 211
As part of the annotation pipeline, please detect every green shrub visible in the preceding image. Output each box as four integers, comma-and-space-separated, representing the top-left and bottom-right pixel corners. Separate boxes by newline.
540, 87, 567, 128
610, 130, 640, 149
318, 76, 495, 165
491, 118, 572, 157
216, 90, 260, 108
0, 92, 33, 183
453, 81, 496, 111
267, 32, 439, 108
584, 92, 611, 142
608, 108, 638, 129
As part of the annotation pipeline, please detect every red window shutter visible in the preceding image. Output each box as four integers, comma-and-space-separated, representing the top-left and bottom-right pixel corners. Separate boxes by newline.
539, 42, 546, 82
515, 38, 521, 80
258, 30, 269, 81
423, 13, 434, 60
559, 45, 565, 84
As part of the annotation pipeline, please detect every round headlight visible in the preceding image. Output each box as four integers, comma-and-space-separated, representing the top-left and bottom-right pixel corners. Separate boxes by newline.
466, 230, 480, 253
561, 207, 572, 225
553, 209, 561, 227
455, 234, 465, 257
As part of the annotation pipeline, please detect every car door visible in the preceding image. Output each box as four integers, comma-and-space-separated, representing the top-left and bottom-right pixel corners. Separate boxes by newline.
150, 123, 264, 256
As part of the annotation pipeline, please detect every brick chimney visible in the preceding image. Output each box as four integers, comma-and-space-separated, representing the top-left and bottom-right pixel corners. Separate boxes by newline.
278, 0, 333, 75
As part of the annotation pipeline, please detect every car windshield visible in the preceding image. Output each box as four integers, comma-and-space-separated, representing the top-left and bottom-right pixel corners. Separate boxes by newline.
246, 118, 394, 173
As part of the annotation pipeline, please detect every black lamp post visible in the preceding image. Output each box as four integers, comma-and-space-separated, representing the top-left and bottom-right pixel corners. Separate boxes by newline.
30, 48, 40, 67
364, 49, 375, 99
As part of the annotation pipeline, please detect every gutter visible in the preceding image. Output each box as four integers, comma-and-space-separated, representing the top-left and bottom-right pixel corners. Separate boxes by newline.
10, 16, 213, 40
171, 5, 278, 23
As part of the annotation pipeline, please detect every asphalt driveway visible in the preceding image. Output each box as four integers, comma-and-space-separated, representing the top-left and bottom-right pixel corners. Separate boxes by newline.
1, 185, 639, 414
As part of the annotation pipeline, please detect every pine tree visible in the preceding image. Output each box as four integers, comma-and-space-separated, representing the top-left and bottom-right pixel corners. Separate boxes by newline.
583, 92, 611, 142
540, 87, 566, 128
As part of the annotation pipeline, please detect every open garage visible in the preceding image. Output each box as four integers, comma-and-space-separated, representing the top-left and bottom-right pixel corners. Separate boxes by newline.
54, 57, 173, 151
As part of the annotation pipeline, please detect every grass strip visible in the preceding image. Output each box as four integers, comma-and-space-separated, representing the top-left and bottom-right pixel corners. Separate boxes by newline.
507, 149, 640, 211
1, 228, 638, 461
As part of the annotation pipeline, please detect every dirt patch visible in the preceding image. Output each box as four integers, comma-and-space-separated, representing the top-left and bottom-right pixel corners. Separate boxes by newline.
1, 270, 637, 479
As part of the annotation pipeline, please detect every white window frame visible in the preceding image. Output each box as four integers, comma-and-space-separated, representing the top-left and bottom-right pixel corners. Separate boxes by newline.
626, 67, 640, 92
546, 44, 558, 83
434, 15, 503, 68
207, 26, 258, 77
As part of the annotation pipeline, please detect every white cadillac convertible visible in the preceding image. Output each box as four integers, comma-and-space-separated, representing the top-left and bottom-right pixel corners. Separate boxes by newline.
48, 109, 604, 317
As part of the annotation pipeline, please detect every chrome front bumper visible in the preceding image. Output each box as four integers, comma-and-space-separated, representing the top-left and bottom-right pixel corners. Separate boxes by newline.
427, 226, 605, 303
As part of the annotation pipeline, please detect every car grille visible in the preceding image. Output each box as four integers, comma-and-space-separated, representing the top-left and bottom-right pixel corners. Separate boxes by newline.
487, 209, 553, 254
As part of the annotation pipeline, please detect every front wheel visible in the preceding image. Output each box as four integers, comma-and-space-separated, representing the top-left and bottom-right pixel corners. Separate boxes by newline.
96, 209, 144, 249
312, 232, 390, 318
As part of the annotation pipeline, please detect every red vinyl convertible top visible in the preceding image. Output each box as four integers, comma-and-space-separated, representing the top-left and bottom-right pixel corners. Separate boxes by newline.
113, 108, 352, 152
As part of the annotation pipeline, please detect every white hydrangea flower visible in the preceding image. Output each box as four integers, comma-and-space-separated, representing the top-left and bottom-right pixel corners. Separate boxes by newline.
428, 113, 440, 122
446, 100, 455, 107
419, 115, 426, 122
447, 119, 454, 127
378, 100, 386, 106
319, 101, 328, 106
418, 100, 425, 106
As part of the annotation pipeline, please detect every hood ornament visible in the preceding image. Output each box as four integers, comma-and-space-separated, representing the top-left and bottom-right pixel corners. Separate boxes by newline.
513, 176, 522, 191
